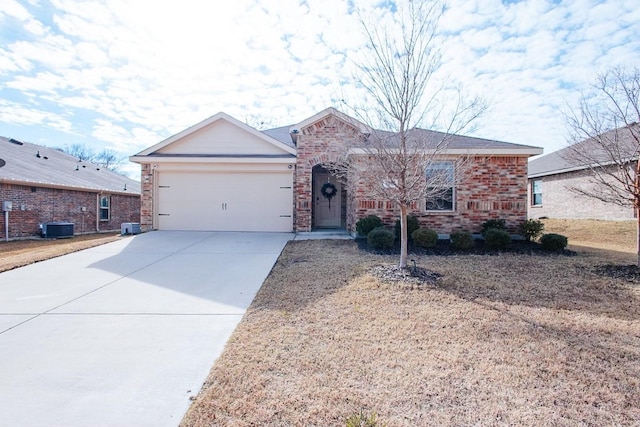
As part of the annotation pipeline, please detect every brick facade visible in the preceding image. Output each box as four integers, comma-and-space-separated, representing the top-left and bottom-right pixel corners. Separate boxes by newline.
140, 163, 154, 232
0, 183, 140, 239
293, 115, 361, 232
528, 167, 635, 221
295, 115, 530, 234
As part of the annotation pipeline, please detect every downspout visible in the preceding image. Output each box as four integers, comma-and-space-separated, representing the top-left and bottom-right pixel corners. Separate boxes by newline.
4, 210, 8, 242
96, 193, 100, 232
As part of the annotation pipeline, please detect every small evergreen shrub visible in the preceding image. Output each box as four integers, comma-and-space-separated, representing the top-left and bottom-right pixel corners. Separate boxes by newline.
481, 218, 507, 236
484, 228, 511, 250
412, 227, 438, 248
394, 215, 420, 240
540, 233, 568, 252
367, 227, 395, 250
519, 219, 545, 241
356, 215, 382, 237
450, 231, 474, 250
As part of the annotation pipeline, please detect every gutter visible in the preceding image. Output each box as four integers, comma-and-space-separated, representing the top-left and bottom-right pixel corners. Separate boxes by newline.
0, 177, 139, 197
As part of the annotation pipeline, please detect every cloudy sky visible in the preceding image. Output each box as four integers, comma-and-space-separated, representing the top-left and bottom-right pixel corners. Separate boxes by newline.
0, 0, 638, 178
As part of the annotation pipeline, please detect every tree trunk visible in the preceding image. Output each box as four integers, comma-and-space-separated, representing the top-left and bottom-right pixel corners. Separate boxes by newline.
637, 206, 640, 267
399, 204, 408, 268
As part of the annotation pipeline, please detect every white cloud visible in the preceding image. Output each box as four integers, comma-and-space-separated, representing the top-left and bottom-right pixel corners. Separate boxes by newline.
0, 0, 638, 161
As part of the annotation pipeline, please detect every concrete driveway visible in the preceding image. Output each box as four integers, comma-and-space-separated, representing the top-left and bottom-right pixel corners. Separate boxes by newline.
0, 231, 292, 427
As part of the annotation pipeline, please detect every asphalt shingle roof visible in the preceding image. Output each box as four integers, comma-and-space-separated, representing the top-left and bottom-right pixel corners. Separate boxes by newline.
261, 124, 541, 152
528, 124, 639, 177
0, 136, 141, 194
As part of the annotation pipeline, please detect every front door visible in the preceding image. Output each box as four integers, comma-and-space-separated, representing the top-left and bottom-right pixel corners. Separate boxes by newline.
314, 171, 341, 228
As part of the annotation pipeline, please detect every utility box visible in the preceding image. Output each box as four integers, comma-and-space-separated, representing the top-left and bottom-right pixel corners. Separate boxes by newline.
2, 201, 12, 212
121, 222, 141, 235
40, 222, 74, 238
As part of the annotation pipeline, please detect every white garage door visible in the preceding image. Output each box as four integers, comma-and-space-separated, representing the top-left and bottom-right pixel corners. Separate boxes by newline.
156, 171, 293, 232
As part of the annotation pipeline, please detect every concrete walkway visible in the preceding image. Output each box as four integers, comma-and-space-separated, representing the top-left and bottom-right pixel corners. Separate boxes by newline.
0, 231, 292, 427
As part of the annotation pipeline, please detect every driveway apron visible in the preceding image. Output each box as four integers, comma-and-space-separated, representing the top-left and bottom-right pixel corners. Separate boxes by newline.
0, 231, 292, 427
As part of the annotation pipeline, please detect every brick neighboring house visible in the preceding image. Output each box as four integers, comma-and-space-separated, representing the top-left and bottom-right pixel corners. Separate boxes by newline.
0, 136, 141, 239
131, 108, 542, 235
528, 126, 636, 221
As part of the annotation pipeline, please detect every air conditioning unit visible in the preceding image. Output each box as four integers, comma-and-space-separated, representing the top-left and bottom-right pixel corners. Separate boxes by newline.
121, 222, 141, 235
40, 222, 74, 238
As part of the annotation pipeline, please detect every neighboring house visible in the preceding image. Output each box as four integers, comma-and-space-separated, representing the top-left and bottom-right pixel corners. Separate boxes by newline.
0, 136, 141, 239
528, 130, 636, 221
130, 108, 542, 235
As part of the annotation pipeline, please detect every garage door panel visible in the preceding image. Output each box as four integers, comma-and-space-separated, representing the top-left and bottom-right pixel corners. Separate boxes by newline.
156, 171, 292, 232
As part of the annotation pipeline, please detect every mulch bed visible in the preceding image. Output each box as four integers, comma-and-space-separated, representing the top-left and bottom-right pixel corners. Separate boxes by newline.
357, 237, 576, 257
369, 264, 442, 286
595, 264, 640, 283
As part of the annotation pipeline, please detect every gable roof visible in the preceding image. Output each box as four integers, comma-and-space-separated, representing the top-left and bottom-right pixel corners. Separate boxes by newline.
0, 137, 141, 195
529, 124, 639, 178
132, 112, 296, 160
289, 107, 371, 135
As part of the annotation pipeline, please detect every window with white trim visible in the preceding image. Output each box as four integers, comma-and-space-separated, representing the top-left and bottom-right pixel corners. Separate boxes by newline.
425, 161, 455, 211
532, 180, 542, 206
100, 195, 111, 220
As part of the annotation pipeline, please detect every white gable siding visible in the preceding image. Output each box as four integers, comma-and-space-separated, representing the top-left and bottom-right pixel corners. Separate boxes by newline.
156, 119, 286, 156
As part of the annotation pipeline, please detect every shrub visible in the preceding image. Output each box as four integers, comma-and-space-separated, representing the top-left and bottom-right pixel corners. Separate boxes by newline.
394, 215, 420, 240
367, 227, 395, 250
412, 227, 438, 248
540, 233, 568, 252
356, 215, 382, 237
484, 228, 511, 250
345, 410, 384, 427
450, 231, 474, 250
481, 218, 507, 236
519, 219, 545, 241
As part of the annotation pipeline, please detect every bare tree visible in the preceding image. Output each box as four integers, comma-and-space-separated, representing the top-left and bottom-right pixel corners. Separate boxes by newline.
95, 149, 125, 173
344, 0, 486, 268
564, 65, 640, 264
59, 144, 125, 173
62, 143, 95, 162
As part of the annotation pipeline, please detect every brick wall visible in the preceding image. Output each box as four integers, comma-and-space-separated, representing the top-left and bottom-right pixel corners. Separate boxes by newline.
294, 115, 361, 232
293, 114, 530, 234
140, 163, 154, 231
353, 156, 529, 233
528, 168, 634, 220
0, 183, 140, 239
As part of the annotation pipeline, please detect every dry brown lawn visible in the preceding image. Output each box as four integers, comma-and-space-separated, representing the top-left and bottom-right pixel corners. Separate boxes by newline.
182, 240, 640, 427
0, 233, 122, 272
542, 218, 635, 255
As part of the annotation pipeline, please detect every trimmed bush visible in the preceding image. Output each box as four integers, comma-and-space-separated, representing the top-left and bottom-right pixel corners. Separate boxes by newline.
540, 233, 568, 252
395, 215, 420, 240
356, 215, 383, 237
450, 231, 474, 250
481, 219, 507, 236
519, 219, 545, 242
412, 227, 438, 248
484, 228, 511, 250
367, 227, 395, 250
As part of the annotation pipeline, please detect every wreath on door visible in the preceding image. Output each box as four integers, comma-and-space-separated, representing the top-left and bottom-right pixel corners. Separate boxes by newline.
321, 182, 338, 209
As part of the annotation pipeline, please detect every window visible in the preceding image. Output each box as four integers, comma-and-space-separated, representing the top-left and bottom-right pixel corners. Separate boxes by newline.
425, 161, 455, 211
99, 195, 110, 220
532, 180, 542, 206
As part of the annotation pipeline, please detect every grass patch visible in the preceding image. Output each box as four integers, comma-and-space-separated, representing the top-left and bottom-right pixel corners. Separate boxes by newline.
542, 218, 635, 254
0, 233, 122, 272
182, 239, 640, 426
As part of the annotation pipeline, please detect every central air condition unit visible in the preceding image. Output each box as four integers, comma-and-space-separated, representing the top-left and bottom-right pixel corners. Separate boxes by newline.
40, 222, 74, 238
121, 222, 141, 235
